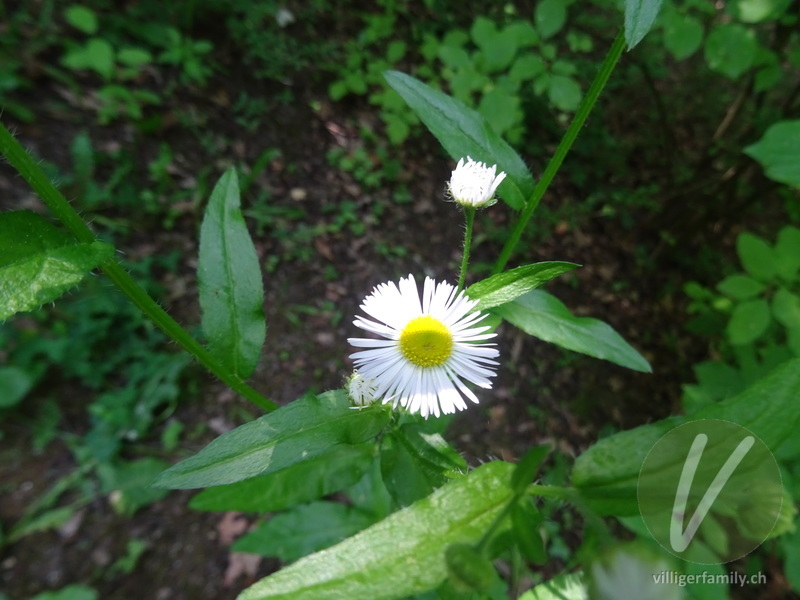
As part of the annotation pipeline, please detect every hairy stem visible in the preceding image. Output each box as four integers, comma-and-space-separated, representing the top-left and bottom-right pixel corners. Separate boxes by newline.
0, 122, 277, 412
457, 207, 476, 292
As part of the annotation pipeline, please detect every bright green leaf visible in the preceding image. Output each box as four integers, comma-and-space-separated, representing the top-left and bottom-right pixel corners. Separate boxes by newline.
511, 498, 546, 564
0, 211, 113, 321
116, 47, 153, 68
31, 584, 98, 600
153, 391, 389, 489
190, 445, 374, 512
736, 232, 777, 282
238, 461, 515, 600
478, 87, 520, 137
716, 274, 765, 300
535, 0, 568, 40
729, 0, 793, 23
199, 169, 266, 379
547, 75, 582, 112
493, 290, 651, 373
704, 23, 757, 79
384, 70, 535, 210
726, 298, 771, 345
662, 11, 704, 60
772, 288, 800, 329
744, 120, 800, 186
64, 5, 98, 34
234, 501, 377, 562
625, 0, 666, 49
445, 543, 496, 593
573, 358, 800, 515
511, 445, 551, 493
62, 39, 115, 79
775, 226, 800, 281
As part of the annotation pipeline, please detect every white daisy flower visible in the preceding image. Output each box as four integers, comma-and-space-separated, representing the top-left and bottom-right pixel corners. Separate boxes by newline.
448, 156, 507, 208
348, 274, 500, 418
347, 371, 378, 407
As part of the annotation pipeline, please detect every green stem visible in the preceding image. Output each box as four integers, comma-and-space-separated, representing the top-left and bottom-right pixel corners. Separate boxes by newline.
457, 207, 476, 292
0, 122, 277, 412
493, 31, 626, 274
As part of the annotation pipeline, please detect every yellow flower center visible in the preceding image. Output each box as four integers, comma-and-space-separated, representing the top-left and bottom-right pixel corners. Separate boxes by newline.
399, 315, 453, 368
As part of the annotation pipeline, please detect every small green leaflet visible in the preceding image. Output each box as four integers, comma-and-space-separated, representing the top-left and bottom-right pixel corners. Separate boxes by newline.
0, 211, 113, 320
384, 70, 535, 211
493, 290, 651, 373
238, 461, 516, 600
624, 0, 665, 50
466, 262, 578, 311
744, 120, 800, 186
198, 168, 266, 379
153, 391, 389, 489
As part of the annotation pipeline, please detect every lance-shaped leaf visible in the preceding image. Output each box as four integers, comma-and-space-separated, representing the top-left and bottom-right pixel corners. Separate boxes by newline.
624, 0, 665, 50
384, 70, 534, 211
153, 391, 390, 489
380, 426, 467, 507
0, 210, 113, 320
466, 262, 579, 311
190, 444, 374, 512
572, 357, 800, 516
199, 168, 266, 379
238, 461, 515, 600
493, 290, 651, 373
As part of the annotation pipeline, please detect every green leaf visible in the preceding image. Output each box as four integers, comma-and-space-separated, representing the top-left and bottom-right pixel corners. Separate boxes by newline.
744, 120, 800, 186
190, 445, 374, 512
381, 427, 467, 507
445, 543, 497, 593
198, 169, 266, 379
384, 70, 535, 211
662, 11, 703, 60
726, 298, 771, 345
547, 75, 582, 112
466, 262, 578, 311
775, 226, 800, 281
510, 445, 551, 493
0, 366, 35, 408
470, 18, 518, 72
234, 501, 377, 562
30, 584, 98, 600
736, 232, 777, 282
493, 290, 651, 373
704, 23, 757, 79
511, 498, 546, 564
238, 461, 515, 600
772, 288, 800, 329
535, 0, 567, 40
0, 211, 113, 321
716, 274, 765, 300
153, 391, 389, 489
729, 0, 793, 23
64, 5, 98, 34
573, 358, 800, 516
62, 38, 115, 79
625, 0, 666, 50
